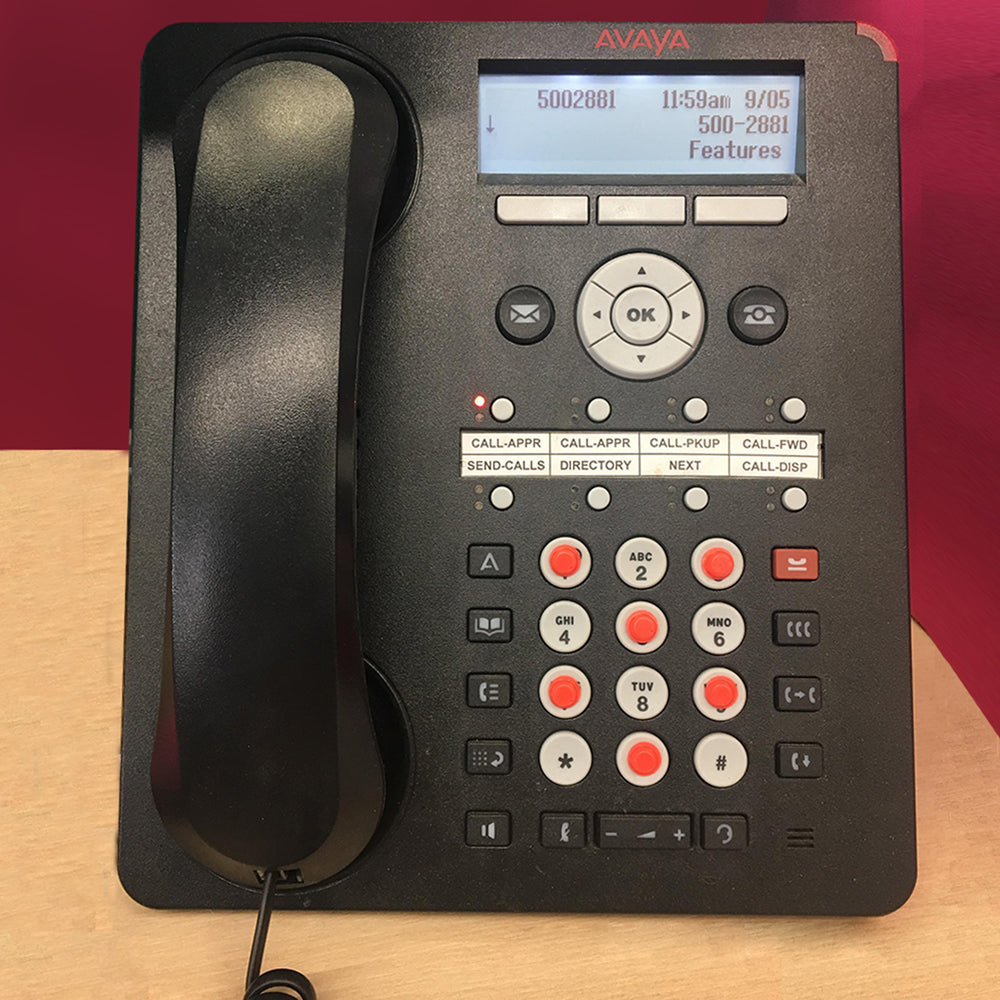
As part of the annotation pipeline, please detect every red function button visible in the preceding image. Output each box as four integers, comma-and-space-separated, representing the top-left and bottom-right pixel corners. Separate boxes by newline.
626, 741, 662, 777
701, 546, 736, 582
548, 675, 582, 710
704, 675, 739, 711
549, 544, 583, 578
626, 609, 659, 645
772, 548, 819, 581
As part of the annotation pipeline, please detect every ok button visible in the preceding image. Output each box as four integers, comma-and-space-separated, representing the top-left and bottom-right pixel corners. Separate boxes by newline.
611, 285, 671, 345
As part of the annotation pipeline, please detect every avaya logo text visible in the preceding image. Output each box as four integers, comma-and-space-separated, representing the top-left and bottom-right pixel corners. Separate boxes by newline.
595, 27, 691, 56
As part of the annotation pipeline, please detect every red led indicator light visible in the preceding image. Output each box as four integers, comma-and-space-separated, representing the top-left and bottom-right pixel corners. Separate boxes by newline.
473, 395, 487, 408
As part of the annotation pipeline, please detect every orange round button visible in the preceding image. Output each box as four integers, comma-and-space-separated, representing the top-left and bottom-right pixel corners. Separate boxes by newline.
627, 741, 662, 777
626, 609, 659, 645
549, 544, 582, 578
704, 675, 739, 710
548, 675, 582, 710
701, 546, 735, 582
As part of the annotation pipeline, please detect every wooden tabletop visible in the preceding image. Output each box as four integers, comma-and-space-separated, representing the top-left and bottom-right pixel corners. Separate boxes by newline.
2, 450, 998, 999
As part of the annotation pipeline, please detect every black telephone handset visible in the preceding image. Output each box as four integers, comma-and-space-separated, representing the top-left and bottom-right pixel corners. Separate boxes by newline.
151, 53, 398, 887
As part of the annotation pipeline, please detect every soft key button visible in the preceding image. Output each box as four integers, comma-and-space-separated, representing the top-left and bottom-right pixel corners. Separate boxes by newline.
539, 600, 591, 653
539, 665, 591, 719
496, 195, 589, 225
691, 537, 744, 590
539, 536, 592, 588
691, 602, 745, 655
616, 732, 670, 786
615, 536, 668, 589
597, 195, 685, 225
692, 667, 747, 721
616, 666, 669, 719
694, 195, 788, 225
616, 601, 668, 654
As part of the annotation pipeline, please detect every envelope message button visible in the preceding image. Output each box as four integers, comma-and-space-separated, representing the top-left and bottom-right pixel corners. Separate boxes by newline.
497, 285, 554, 344
510, 303, 540, 324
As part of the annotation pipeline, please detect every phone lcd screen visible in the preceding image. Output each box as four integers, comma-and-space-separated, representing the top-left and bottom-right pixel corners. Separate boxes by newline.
478, 70, 804, 179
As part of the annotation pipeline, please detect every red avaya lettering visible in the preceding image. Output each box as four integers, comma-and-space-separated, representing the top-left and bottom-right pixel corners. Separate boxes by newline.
632, 28, 653, 51
595, 28, 617, 49
595, 26, 691, 53
669, 28, 691, 49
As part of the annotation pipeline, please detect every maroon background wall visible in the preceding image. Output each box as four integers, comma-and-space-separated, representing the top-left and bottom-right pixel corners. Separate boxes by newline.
1, 1, 997, 733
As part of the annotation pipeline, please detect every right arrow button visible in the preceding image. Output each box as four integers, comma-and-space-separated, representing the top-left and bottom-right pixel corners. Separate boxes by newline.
666, 281, 705, 346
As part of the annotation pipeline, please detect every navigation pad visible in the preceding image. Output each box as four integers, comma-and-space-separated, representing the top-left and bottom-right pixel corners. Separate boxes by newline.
576, 252, 706, 379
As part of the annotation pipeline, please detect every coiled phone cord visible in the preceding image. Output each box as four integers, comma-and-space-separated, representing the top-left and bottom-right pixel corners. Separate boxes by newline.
243, 870, 317, 1000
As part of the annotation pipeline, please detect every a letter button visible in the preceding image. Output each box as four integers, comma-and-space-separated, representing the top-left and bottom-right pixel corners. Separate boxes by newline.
466, 811, 511, 847
702, 814, 748, 850
773, 612, 820, 646
540, 813, 586, 848
691, 602, 745, 655
468, 545, 512, 578
775, 676, 822, 711
467, 674, 512, 708
539, 600, 591, 653
466, 739, 512, 774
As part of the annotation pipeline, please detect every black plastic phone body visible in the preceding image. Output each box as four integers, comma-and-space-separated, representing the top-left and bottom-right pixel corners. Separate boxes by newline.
120, 21, 915, 915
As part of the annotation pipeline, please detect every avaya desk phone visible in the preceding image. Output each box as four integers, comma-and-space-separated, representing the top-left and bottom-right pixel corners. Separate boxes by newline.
119, 21, 915, 925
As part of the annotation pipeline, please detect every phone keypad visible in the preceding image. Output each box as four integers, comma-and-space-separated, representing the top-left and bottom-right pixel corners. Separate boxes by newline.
464, 535, 824, 847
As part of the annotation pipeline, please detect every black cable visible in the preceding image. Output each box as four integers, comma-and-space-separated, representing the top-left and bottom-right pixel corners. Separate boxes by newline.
243, 870, 317, 1000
